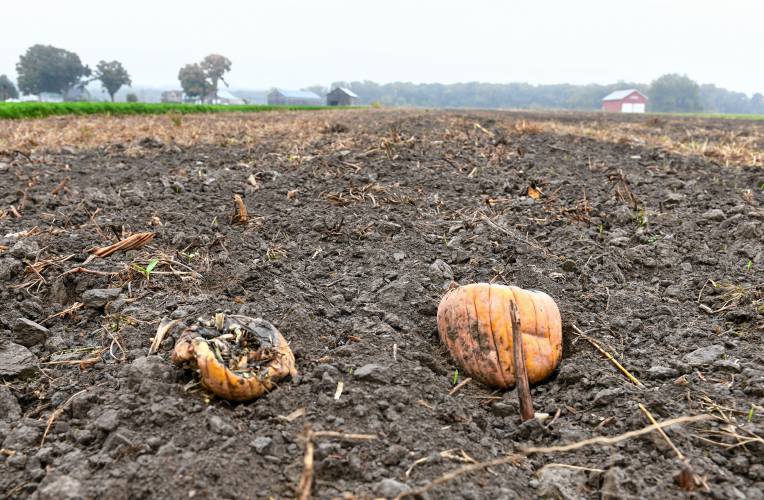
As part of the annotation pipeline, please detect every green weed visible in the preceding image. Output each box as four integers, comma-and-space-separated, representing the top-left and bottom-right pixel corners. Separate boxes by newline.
131, 257, 159, 281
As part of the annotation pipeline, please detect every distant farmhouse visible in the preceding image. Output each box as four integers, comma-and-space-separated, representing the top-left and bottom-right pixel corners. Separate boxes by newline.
161, 90, 183, 103
602, 89, 647, 113
326, 87, 359, 106
267, 89, 322, 106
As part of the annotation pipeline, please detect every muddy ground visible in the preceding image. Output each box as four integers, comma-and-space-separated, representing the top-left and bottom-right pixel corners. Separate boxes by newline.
1, 109, 763, 499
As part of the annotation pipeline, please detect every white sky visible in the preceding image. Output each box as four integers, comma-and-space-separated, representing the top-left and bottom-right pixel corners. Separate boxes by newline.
1, 0, 761, 95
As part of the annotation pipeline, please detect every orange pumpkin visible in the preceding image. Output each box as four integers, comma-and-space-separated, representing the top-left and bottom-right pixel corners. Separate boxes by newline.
172, 314, 297, 401
437, 283, 562, 388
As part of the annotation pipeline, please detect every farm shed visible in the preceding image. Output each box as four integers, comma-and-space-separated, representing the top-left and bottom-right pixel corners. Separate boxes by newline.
214, 89, 246, 105
326, 87, 359, 106
602, 89, 647, 113
267, 89, 322, 106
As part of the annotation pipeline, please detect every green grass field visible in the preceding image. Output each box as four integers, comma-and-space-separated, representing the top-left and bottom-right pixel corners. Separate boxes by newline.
0, 101, 339, 120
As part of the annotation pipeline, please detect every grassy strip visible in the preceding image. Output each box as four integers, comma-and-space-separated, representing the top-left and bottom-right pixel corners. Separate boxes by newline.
0, 102, 343, 120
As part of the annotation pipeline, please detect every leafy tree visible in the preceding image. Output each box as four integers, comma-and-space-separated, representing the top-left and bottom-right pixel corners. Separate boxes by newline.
0, 74, 19, 100
126, 93, 138, 103
648, 74, 702, 112
201, 54, 232, 97
16, 44, 91, 95
178, 63, 211, 101
95, 60, 131, 101
752, 93, 764, 114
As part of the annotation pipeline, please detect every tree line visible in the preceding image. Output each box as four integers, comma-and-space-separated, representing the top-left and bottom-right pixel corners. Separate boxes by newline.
0, 44, 234, 104
325, 75, 764, 114
2, 44, 762, 114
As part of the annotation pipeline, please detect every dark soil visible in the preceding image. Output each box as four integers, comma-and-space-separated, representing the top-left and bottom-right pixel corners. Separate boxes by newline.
1, 109, 763, 499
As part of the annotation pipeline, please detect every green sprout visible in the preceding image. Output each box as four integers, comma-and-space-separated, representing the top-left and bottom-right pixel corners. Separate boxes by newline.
746, 259, 753, 271
452, 369, 459, 386
181, 251, 198, 261
348, 367, 354, 376
635, 209, 647, 228
748, 405, 755, 422
598, 223, 604, 241
131, 257, 159, 281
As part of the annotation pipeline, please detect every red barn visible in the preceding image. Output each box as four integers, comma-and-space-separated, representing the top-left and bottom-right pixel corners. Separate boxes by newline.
602, 89, 647, 113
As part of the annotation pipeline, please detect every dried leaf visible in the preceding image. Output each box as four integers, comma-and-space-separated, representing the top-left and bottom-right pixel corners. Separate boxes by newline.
527, 185, 543, 200
232, 194, 248, 224
88, 232, 155, 259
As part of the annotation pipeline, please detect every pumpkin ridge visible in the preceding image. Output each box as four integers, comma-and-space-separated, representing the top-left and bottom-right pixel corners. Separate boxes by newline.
487, 284, 510, 388
466, 287, 485, 384
508, 286, 538, 385
498, 287, 516, 385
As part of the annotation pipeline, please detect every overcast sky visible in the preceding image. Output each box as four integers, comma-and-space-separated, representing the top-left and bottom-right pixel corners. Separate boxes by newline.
1, 0, 761, 95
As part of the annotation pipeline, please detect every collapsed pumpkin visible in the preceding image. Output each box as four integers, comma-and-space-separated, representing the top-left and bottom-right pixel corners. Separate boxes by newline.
437, 283, 562, 389
172, 313, 297, 401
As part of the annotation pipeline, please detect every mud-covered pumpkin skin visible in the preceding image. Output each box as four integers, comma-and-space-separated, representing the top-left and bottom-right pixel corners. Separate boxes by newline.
437, 283, 562, 388
172, 314, 297, 401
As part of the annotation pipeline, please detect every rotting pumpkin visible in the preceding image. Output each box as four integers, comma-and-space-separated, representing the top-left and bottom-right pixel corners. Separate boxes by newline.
437, 283, 562, 389
172, 313, 297, 401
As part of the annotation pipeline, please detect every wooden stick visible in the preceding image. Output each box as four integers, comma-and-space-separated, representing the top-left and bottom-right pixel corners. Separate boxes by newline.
232, 194, 249, 224
571, 324, 644, 388
397, 414, 710, 499
638, 403, 685, 460
297, 428, 315, 500
522, 414, 710, 454
448, 377, 472, 397
297, 428, 376, 499
41, 390, 86, 446
149, 318, 181, 355
510, 301, 534, 421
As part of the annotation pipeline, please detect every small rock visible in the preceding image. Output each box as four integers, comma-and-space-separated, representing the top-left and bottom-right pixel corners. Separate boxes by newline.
682, 344, 724, 366
0, 386, 21, 421
251, 436, 272, 454
10, 239, 39, 260
353, 364, 388, 383
748, 464, 764, 481
714, 358, 741, 372
128, 356, 175, 382
429, 259, 453, 281
39, 475, 84, 500
375, 478, 410, 498
702, 208, 726, 222
601, 467, 628, 500
0, 257, 23, 280
12, 318, 49, 347
95, 409, 120, 432
392, 252, 405, 262
0, 341, 38, 377
2, 422, 42, 449
537, 465, 587, 499
81, 288, 121, 308
207, 414, 235, 436
593, 387, 623, 406
490, 402, 516, 417
647, 366, 678, 379
382, 444, 407, 466
561, 260, 577, 272
664, 192, 685, 205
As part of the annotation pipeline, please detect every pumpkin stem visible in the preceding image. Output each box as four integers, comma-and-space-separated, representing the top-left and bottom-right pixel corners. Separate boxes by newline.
510, 300, 534, 421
